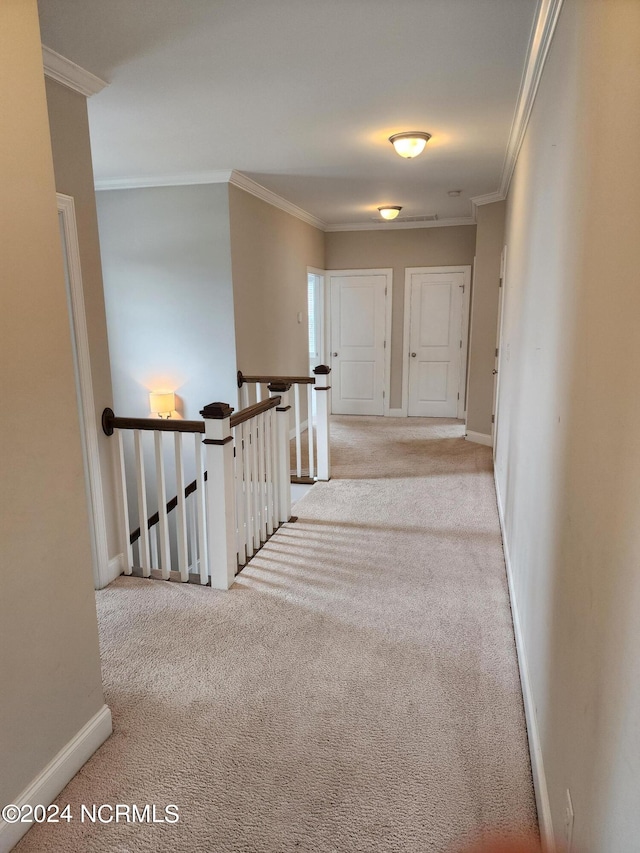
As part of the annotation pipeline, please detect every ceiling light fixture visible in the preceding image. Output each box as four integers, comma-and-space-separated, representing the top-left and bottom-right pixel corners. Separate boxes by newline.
389, 131, 432, 159
378, 206, 402, 221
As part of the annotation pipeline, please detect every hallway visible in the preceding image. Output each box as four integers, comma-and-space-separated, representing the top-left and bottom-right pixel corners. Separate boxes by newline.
16, 417, 536, 853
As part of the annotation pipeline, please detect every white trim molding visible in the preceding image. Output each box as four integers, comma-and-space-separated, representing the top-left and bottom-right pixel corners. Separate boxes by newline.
499, 0, 565, 198
465, 430, 493, 447
326, 217, 476, 233
42, 45, 108, 97
470, 0, 564, 213
0, 705, 112, 853
470, 191, 506, 219
228, 171, 326, 231
494, 474, 556, 853
58, 194, 112, 591
94, 169, 327, 231
107, 553, 125, 585
95, 169, 233, 192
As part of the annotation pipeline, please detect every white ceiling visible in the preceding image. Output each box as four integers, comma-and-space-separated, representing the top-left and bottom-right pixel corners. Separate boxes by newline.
38, 0, 538, 225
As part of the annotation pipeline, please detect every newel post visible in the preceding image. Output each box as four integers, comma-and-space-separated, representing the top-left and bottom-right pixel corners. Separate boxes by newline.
200, 402, 236, 590
268, 382, 293, 522
313, 366, 331, 481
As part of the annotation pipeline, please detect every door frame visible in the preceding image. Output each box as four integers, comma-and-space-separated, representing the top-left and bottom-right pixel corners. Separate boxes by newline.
326, 268, 393, 416
401, 265, 472, 419
307, 266, 326, 367
58, 193, 110, 589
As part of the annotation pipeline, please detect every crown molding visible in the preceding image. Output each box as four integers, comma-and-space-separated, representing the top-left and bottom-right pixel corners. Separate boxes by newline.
468, 0, 564, 215
95, 170, 233, 191
228, 171, 326, 231
470, 190, 506, 219
498, 0, 565, 198
325, 217, 476, 233
94, 168, 326, 231
471, 191, 505, 207
42, 45, 108, 97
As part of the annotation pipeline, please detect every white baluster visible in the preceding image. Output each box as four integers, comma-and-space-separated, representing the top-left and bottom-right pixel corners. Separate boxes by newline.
150, 526, 159, 570
255, 382, 262, 403
154, 431, 172, 579
116, 430, 133, 574
194, 434, 208, 585
270, 406, 280, 529
241, 382, 249, 410
201, 402, 237, 590
294, 383, 302, 477
134, 429, 151, 576
265, 409, 275, 536
313, 366, 331, 481
269, 383, 292, 523
257, 411, 267, 543
233, 426, 246, 567
174, 432, 189, 582
188, 490, 197, 575
307, 382, 315, 480
250, 415, 260, 546
242, 420, 253, 557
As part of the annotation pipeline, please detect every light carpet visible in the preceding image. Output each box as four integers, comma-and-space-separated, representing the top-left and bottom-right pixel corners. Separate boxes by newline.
16, 416, 536, 853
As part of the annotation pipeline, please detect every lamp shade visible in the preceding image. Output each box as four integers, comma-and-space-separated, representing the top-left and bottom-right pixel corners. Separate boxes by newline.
149, 391, 175, 417
389, 131, 432, 159
378, 206, 402, 221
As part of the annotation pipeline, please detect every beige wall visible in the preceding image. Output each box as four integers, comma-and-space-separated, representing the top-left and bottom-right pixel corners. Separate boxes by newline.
466, 201, 505, 436
496, 1, 640, 850
325, 226, 476, 409
0, 0, 105, 812
45, 77, 121, 571
229, 184, 325, 380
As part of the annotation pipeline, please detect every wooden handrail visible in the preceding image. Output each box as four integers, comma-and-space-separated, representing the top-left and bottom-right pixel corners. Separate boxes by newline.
102, 408, 204, 436
119, 397, 281, 544
229, 395, 281, 428
237, 370, 315, 387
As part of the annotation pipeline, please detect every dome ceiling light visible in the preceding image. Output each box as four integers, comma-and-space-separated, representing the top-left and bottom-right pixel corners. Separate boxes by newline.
378, 206, 402, 221
389, 131, 432, 159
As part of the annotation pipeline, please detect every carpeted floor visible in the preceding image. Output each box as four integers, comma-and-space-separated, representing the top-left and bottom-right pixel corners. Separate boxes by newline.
16, 417, 537, 852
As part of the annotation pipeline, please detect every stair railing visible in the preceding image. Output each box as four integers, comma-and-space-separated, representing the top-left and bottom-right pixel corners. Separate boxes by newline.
102, 392, 291, 590
237, 365, 331, 483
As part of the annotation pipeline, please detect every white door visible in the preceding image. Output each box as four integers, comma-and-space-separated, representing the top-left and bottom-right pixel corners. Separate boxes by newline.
406, 269, 467, 417
329, 270, 390, 415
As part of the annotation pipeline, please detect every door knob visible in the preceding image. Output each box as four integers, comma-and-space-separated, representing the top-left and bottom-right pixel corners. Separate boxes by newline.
411, 352, 417, 358
332, 352, 339, 357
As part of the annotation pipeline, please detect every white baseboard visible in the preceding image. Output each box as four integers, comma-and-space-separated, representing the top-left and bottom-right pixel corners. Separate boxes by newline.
387, 408, 405, 417
105, 553, 124, 586
494, 473, 556, 853
94, 553, 124, 591
465, 430, 493, 447
289, 419, 308, 441
0, 704, 112, 853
